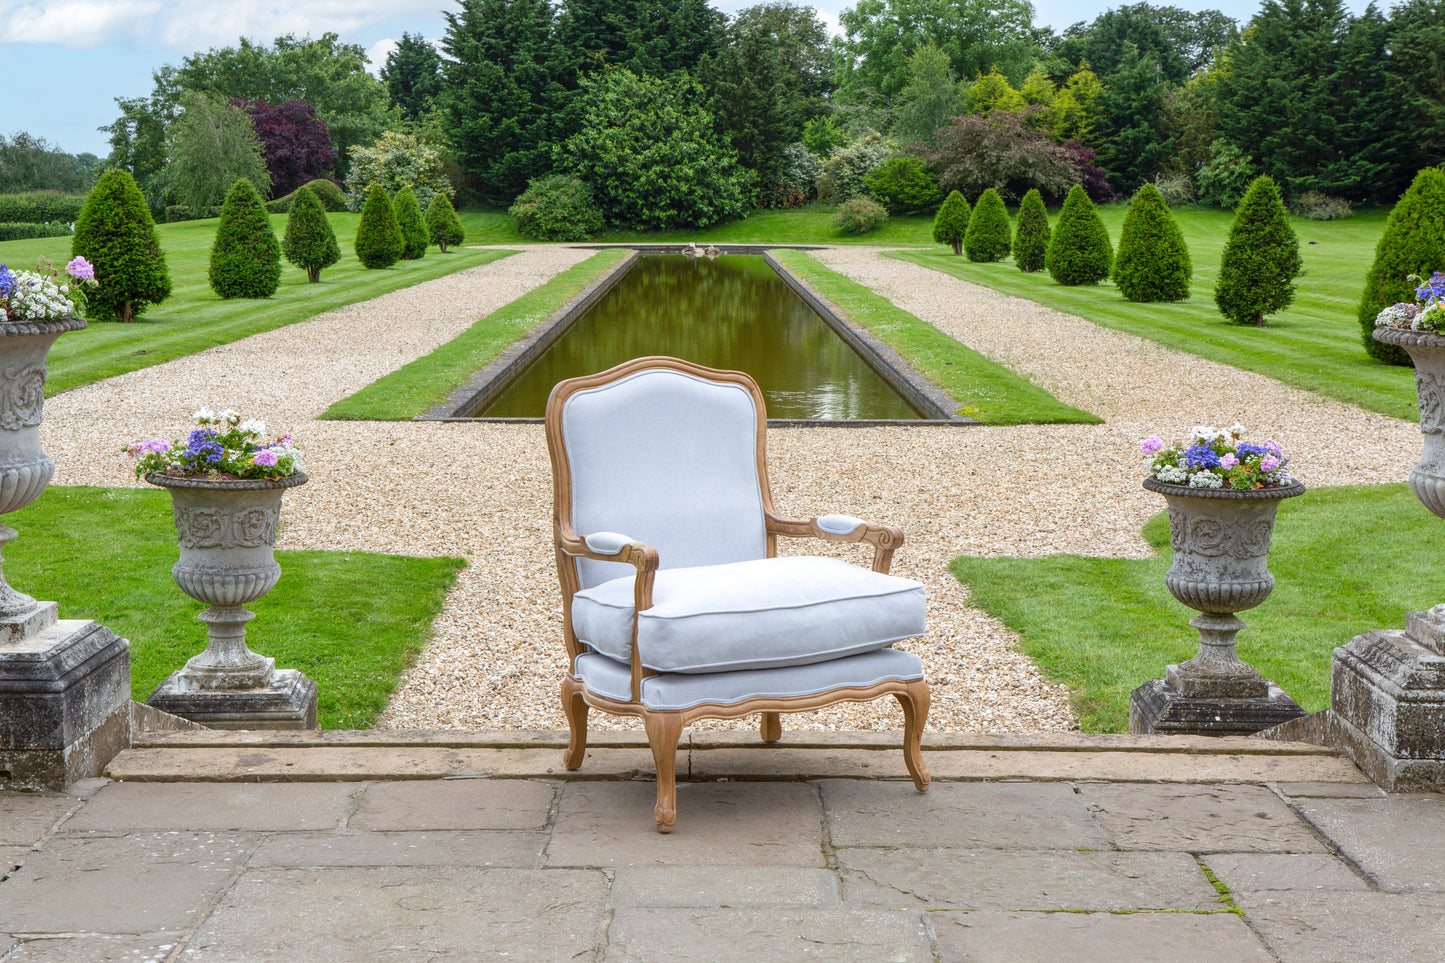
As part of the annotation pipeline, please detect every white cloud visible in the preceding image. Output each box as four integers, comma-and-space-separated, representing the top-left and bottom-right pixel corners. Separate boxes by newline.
365, 38, 396, 77
0, 0, 165, 46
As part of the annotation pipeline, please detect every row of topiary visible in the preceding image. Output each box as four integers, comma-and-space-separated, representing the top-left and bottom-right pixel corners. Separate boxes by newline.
928, 177, 1304, 325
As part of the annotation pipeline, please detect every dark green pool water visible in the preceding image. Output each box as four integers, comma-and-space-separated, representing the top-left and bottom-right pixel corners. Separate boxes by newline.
470, 255, 923, 420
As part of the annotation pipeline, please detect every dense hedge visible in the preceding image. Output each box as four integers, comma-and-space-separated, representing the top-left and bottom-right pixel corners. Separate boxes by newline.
0, 191, 86, 223
1113, 183, 1192, 302
354, 183, 403, 269
1215, 175, 1302, 326
392, 185, 428, 260
266, 179, 349, 214
0, 222, 72, 242
963, 188, 1011, 262
1046, 185, 1113, 286
209, 178, 282, 299
71, 170, 171, 323
425, 193, 465, 252
509, 175, 603, 242
1357, 167, 1445, 364
1011, 189, 1050, 272
932, 191, 971, 255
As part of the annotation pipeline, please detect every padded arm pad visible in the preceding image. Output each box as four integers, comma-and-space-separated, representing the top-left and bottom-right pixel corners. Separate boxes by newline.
583, 531, 636, 556
816, 514, 865, 535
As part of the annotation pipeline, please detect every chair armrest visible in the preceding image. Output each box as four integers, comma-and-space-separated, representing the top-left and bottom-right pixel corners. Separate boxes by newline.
556, 530, 659, 610
764, 510, 904, 574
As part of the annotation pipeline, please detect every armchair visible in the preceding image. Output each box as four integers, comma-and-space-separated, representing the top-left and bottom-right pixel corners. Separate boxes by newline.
546, 356, 931, 831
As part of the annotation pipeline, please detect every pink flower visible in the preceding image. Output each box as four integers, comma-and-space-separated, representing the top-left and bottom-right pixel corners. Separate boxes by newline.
253, 449, 279, 468
126, 438, 170, 458
1263, 439, 1283, 456
1219, 453, 1238, 469
1141, 435, 1164, 455
65, 257, 94, 281
1261, 454, 1280, 472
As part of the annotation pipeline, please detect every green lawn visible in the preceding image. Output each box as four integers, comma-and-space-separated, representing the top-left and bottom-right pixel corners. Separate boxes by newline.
322, 248, 632, 420
892, 206, 1417, 421
950, 483, 1445, 733
6, 485, 464, 729
0, 212, 515, 396
772, 251, 1100, 425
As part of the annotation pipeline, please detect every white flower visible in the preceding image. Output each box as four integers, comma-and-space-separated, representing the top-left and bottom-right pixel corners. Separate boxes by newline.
1157, 464, 1189, 484
217, 409, 241, 426
237, 419, 266, 438
1228, 423, 1246, 439
1190, 425, 1215, 441
192, 408, 215, 423
1188, 471, 1224, 489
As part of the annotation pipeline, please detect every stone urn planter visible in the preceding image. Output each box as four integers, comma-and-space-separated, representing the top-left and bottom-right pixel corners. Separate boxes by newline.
1372, 327, 1445, 519
1130, 476, 1307, 735
144, 471, 317, 729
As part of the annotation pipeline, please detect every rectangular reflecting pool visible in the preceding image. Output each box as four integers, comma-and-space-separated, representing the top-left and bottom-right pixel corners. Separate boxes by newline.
465, 255, 925, 420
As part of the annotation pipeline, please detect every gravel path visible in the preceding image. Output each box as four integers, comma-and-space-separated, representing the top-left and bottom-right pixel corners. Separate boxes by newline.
39, 245, 1421, 734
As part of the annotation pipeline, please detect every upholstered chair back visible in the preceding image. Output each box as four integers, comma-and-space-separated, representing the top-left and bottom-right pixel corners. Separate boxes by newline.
559, 366, 768, 589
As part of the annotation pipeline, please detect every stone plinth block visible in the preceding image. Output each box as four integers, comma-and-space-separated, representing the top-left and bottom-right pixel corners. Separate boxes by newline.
148, 667, 317, 730
1332, 609, 1445, 790
1130, 675, 1304, 737
0, 619, 131, 790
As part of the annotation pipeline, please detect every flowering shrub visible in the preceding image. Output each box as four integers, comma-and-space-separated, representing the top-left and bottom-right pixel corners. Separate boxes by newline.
128, 409, 300, 481
0, 256, 96, 321
1142, 425, 1292, 490
1374, 272, 1445, 333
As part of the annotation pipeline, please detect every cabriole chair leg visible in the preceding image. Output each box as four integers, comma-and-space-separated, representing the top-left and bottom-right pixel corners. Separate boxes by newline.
896, 679, 932, 792
561, 675, 589, 771
760, 711, 782, 743
643, 711, 685, 832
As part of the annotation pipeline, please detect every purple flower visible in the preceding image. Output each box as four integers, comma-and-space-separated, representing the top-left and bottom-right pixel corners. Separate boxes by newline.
253, 449, 279, 468
1261, 454, 1280, 472
0, 265, 12, 298
1263, 439, 1283, 456
184, 429, 224, 464
1235, 443, 1269, 459
1140, 435, 1164, 456
1219, 453, 1238, 469
65, 256, 95, 281
1183, 443, 1221, 470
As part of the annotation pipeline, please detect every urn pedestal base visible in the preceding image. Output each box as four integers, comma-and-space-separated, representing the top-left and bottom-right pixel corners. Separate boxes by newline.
1130, 672, 1304, 736
0, 612, 133, 791
148, 667, 317, 730
1331, 606, 1445, 791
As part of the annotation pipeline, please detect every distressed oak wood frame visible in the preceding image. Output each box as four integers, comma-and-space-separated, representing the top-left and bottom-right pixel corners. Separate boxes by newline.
545, 356, 931, 832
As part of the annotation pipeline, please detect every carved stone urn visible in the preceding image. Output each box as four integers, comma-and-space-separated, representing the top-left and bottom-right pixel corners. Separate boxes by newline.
144, 471, 317, 729
1329, 328, 1445, 788
1130, 476, 1307, 735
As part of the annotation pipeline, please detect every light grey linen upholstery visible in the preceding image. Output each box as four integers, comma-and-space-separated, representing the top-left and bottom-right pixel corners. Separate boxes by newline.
583, 531, 634, 556
563, 369, 766, 589
574, 648, 925, 711
817, 514, 865, 535
571, 556, 926, 673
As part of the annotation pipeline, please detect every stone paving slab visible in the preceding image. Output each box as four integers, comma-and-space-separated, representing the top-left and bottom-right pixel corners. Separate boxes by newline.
546, 782, 827, 868
184, 866, 608, 962
822, 780, 1111, 850
246, 830, 547, 868
837, 848, 1220, 911
1077, 784, 1326, 853
2, 934, 180, 962
0, 832, 253, 933
609, 867, 840, 908
348, 778, 556, 831
928, 910, 1274, 962
925, 750, 1370, 784
0, 794, 73, 846
603, 908, 931, 962
1237, 891, 1445, 962
0, 847, 29, 876
1292, 795, 1445, 892
1273, 781, 1386, 798
62, 782, 359, 833
1202, 853, 1370, 893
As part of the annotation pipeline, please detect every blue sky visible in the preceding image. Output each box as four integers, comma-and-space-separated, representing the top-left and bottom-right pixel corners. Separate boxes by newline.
1, 0, 1339, 159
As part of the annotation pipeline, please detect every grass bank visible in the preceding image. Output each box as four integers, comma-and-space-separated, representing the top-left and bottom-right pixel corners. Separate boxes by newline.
772, 251, 1100, 425
0, 213, 514, 396
891, 207, 1416, 421
7, 486, 464, 729
950, 483, 1445, 732
321, 248, 632, 420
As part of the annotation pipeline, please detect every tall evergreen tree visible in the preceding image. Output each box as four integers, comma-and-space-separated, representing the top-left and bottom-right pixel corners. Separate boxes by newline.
282, 184, 340, 282
1012, 188, 1050, 272
1215, 175, 1302, 325
1389, 0, 1445, 176
1095, 43, 1171, 195
1113, 182, 1192, 301
554, 0, 720, 77
209, 178, 282, 299
932, 190, 971, 255
71, 169, 172, 322
381, 33, 444, 119
441, 0, 568, 204
1357, 167, 1445, 364
699, 24, 796, 195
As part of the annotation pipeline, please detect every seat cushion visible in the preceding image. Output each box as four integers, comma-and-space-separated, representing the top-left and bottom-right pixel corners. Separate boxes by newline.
570, 555, 926, 674
574, 648, 925, 711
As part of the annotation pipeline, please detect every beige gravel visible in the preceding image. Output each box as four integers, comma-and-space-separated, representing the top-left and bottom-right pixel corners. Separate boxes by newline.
39, 245, 1422, 734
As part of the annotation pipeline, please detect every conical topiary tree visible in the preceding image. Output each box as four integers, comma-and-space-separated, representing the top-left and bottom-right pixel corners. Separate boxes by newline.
354, 183, 404, 269
1357, 167, 1445, 364
70, 168, 171, 322
209, 178, 282, 299
282, 184, 341, 283
392, 185, 428, 260
1046, 184, 1113, 285
1011, 189, 1050, 273
425, 193, 465, 253
964, 188, 1012, 262
1113, 182, 1192, 302
1214, 175, 1302, 326
932, 190, 971, 256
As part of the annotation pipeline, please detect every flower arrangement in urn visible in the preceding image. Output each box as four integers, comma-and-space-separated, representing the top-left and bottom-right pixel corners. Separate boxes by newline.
0, 257, 97, 321
1374, 272, 1445, 333
1141, 424, 1292, 490
128, 409, 300, 481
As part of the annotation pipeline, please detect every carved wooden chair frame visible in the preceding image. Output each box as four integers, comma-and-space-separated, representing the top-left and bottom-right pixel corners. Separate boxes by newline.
546, 356, 930, 831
